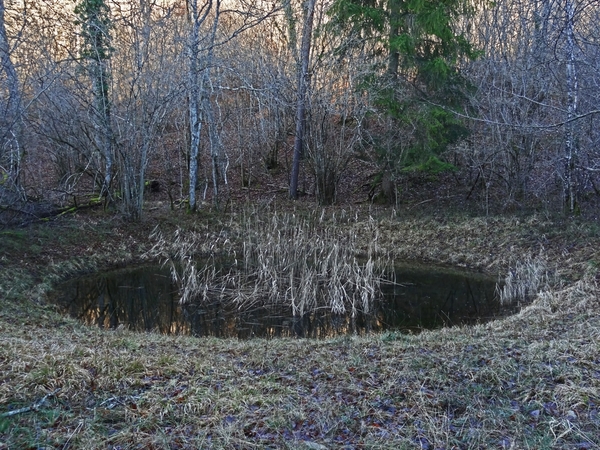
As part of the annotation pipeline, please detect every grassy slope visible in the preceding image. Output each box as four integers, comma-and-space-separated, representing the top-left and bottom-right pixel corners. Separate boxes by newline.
0, 204, 599, 449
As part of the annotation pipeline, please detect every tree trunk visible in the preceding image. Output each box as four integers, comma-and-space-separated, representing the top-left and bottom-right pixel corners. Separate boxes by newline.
387, 0, 400, 77
0, 0, 23, 196
187, 0, 203, 211
290, 0, 316, 199
203, 2, 223, 207
187, 0, 222, 211
564, 0, 578, 213
75, 0, 114, 201
94, 57, 114, 199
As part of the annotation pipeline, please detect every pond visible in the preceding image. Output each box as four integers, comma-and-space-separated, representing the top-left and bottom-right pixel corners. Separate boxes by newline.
51, 264, 508, 338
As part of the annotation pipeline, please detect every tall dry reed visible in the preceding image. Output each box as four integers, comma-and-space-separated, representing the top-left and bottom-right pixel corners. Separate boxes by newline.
148, 209, 392, 318
496, 254, 551, 305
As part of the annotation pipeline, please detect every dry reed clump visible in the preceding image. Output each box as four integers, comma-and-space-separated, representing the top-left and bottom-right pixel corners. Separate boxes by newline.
148, 211, 392, 319
496, 254, 551, 305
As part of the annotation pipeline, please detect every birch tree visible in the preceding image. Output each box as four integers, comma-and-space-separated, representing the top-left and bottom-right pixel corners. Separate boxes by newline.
458, 0, 600, 213
187, 0, 209, 212
186, 0, 278, 210
564, 0, 578, 213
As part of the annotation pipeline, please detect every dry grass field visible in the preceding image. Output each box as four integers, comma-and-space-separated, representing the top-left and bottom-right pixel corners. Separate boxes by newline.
1, 203, 599, 449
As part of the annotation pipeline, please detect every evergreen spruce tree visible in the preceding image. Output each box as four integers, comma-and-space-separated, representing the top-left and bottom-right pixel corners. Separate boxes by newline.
330, 0, 477, 181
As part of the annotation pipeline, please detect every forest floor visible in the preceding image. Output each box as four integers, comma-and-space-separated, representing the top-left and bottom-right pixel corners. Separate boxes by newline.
0, 199, 599, 449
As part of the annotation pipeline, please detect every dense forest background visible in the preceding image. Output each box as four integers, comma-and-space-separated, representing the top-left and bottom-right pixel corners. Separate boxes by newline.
0, 0, 599, 223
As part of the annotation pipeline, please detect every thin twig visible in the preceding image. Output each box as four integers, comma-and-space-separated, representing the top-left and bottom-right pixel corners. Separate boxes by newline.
62, 420, 84, 450
1, 389, 61, 417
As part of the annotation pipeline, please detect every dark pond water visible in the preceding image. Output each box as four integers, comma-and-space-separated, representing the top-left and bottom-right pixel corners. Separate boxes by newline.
51, 264, 508, 338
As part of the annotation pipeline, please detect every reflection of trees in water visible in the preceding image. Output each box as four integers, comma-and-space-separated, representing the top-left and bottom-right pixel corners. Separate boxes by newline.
58, 267, 185, 334
149, 300, 361, 338
55, 265, 501, 338
377, 272, 498, 331
94, 277, 119, 329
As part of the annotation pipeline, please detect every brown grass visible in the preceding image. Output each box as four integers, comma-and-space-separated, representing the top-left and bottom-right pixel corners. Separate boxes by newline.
1, 204, 599, 449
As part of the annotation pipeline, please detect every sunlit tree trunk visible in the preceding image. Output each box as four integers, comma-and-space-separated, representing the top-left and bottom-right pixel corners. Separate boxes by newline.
187, 0, 204, 212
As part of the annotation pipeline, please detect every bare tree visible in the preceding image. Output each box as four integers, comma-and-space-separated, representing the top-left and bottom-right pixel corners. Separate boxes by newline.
453, 0, 600, 213
564, 0, 579, 212
75, 0, 115, 202
111, 0, 186, 219
289, 0, 316, 199
0, 0, 23, 203
214, 14, 296, 193
186, 0, 210, 212
186, 0, 279, 210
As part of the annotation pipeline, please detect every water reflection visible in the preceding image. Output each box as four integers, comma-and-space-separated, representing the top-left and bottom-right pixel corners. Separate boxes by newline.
52, 264, 505, 338
378, 265, 501, 331
57, 267, 188, 334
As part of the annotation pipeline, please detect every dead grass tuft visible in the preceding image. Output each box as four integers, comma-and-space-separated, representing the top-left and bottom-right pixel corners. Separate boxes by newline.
497, 254, 552, 305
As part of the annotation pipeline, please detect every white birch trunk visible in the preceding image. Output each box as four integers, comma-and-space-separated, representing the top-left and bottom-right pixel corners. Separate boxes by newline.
564, 0, 578, 213
187, 0, 203, 211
